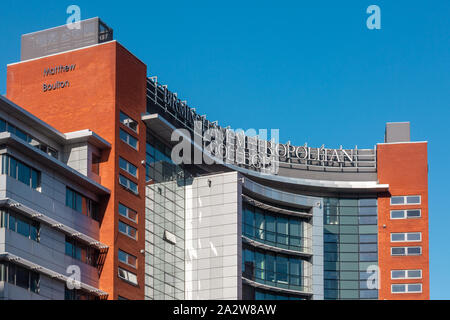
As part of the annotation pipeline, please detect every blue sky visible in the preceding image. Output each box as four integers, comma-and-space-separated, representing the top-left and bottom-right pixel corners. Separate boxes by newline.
0, 0, 449, 299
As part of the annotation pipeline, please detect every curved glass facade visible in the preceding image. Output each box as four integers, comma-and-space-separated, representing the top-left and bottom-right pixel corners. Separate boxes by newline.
241, 201, 312, 299
242, 202, 309, 253
242, 245, 310, 293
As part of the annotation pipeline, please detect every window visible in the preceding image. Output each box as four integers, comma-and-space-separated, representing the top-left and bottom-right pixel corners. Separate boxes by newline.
391, 269, 422, 279
118, 203, 137, 222
242, 246, 304, 291
119, 220, 137, 240
119, 175, 138, 195
390, 195, 421, 205
118, 267, 138, 285
391, 283, 422, 294
0, 209, 39, 242
391, 232, 422, 242
390, 209, 421, 219
119, 157, 138, 177
242, 203, 305, 252
65, 187, 99, 221
0, 263, 40, 294
120, 112, 138, 132
391, 246, 422, 256
0, 117, 59, 159
1, 155, 41, 190
65, 236, 99, 266
120, 129, 138, 149
118, 249, 137, 268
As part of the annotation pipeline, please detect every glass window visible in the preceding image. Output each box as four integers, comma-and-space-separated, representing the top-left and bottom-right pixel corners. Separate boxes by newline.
407, 247, 422, 255
289, 219, 302, 248
1, 155, 40, 189
8, 213, 16, 231
391, 233, 406, 242
17, 161, 31, 185
407, 270, 422, 279
118, 249, 137, 268
30, 272, 39, 294
391, 270, 406, 279
120, 112, 138, 132
390, 210, 406, 219
255, 210, 265, 240
265, 215, 276, 243
118, 267, 138, 285
391, 269, 422, 279
118, 203, 137, 222
16, 217, 30, 238
360, 234, 377, 243
276, 217, 288, 246
359, 199, 377, 207
391, 247, 406, 256
119, 157, 138, 177
391, 195, 421, 205
407, 210, 421, 218
407, 284, 422, 293
15, 128, 28, 142
119, 220, 137, 240
406, 196, 421, 204
276, 256, 288, 283
392, 283, 422, 293
15, 265, 30, 289
120, 129, 138, 149
391, 246, 421, 256
390, 196, 405, 205
3, 211, 39, 242
265, 254, 276, 283
407, 233, 421, 241
360, 243, 377, 252
66, 187, 99, 220
119, 175, 138, 194
359, 216, 377, 225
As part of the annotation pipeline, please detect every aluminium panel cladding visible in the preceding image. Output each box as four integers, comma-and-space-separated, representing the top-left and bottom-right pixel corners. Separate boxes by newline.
185, 172, 242, 300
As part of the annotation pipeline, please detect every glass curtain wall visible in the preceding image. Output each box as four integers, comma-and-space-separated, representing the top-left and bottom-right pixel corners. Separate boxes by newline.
323, 198, 378, 300
145, 133, 190, 300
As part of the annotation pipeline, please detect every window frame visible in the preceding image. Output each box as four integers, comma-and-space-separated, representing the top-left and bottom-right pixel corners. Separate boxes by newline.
391, 269, 422, 280
119, 111, 138, 133
119, 157, 138, 178
390, 195, 421, 206
118, 220, 137, 240
118, 249, 137, 268
118, 203, 138, 223
391, 246, 422, 256
391, 283, 423, 294
390, 232, 422, 243
390, 209, 422, 220
119, 129, 138, 150
118, 267, 138, 286
119, 174, 139, 195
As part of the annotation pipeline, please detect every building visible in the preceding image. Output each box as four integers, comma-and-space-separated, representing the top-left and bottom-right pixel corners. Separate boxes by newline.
0, 18, 429, 300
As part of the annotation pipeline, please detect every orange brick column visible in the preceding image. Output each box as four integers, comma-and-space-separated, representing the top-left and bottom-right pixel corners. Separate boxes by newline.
377, 142, 429, 300
6, 41, 147, 300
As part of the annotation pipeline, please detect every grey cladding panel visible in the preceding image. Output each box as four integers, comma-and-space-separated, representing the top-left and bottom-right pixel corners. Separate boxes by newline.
385, 122, 410, 143
21, 18, 113, 61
